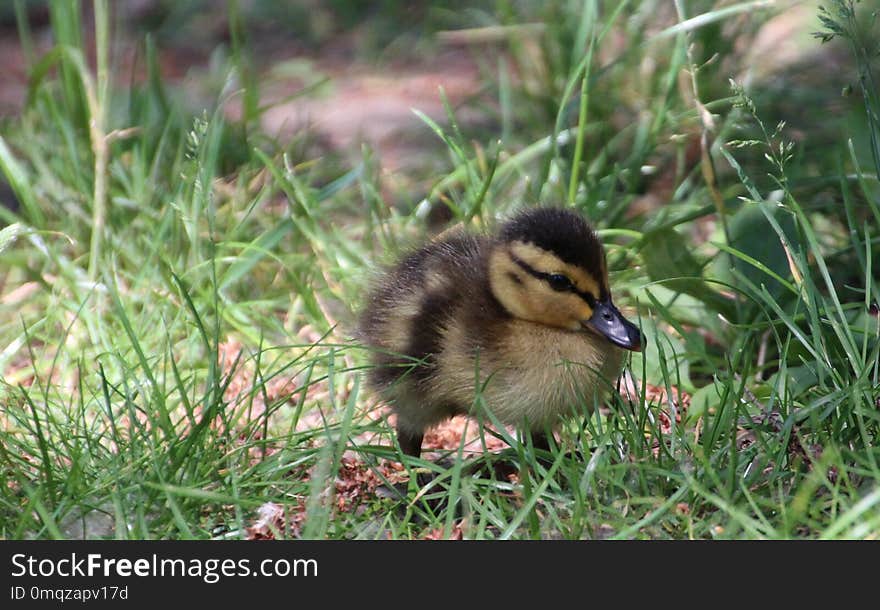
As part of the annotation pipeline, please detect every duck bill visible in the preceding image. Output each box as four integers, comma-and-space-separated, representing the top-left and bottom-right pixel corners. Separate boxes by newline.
583, 300, 642, 352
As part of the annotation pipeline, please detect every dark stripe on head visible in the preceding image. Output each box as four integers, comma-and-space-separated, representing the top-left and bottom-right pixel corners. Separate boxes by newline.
510, 253, 597, 306
499, 207, 604, 275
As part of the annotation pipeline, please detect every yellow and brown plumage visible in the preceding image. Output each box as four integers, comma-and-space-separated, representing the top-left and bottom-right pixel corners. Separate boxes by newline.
358, 207, 642, 458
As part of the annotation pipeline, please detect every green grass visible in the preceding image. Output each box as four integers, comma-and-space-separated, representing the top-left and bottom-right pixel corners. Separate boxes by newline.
0, 0, 878, 539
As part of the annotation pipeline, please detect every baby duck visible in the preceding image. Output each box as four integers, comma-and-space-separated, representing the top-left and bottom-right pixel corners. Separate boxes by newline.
358, 207, 642, 458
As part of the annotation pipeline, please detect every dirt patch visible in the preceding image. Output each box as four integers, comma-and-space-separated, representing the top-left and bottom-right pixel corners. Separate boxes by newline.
256, 48, 487, 176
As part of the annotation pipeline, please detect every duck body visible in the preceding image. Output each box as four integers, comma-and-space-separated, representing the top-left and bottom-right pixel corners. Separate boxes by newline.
359, 207, 641, 457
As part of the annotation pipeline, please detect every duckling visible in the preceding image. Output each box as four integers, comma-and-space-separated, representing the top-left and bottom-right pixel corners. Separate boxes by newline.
358, 207, 642, 458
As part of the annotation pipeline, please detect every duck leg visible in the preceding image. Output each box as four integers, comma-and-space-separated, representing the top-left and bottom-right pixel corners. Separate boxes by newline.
530, 431, 553, 452
531, 430, 588, 465
376, 427, 425, 501
397, 428, 424, 458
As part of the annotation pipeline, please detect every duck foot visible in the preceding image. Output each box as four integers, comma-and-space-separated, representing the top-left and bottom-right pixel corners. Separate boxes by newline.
376, 465, 462, 520
375, 468, 442, 502
375, 445, 588, 512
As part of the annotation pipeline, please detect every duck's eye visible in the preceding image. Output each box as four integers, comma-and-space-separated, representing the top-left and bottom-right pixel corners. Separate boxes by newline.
547, 274, 574, 292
